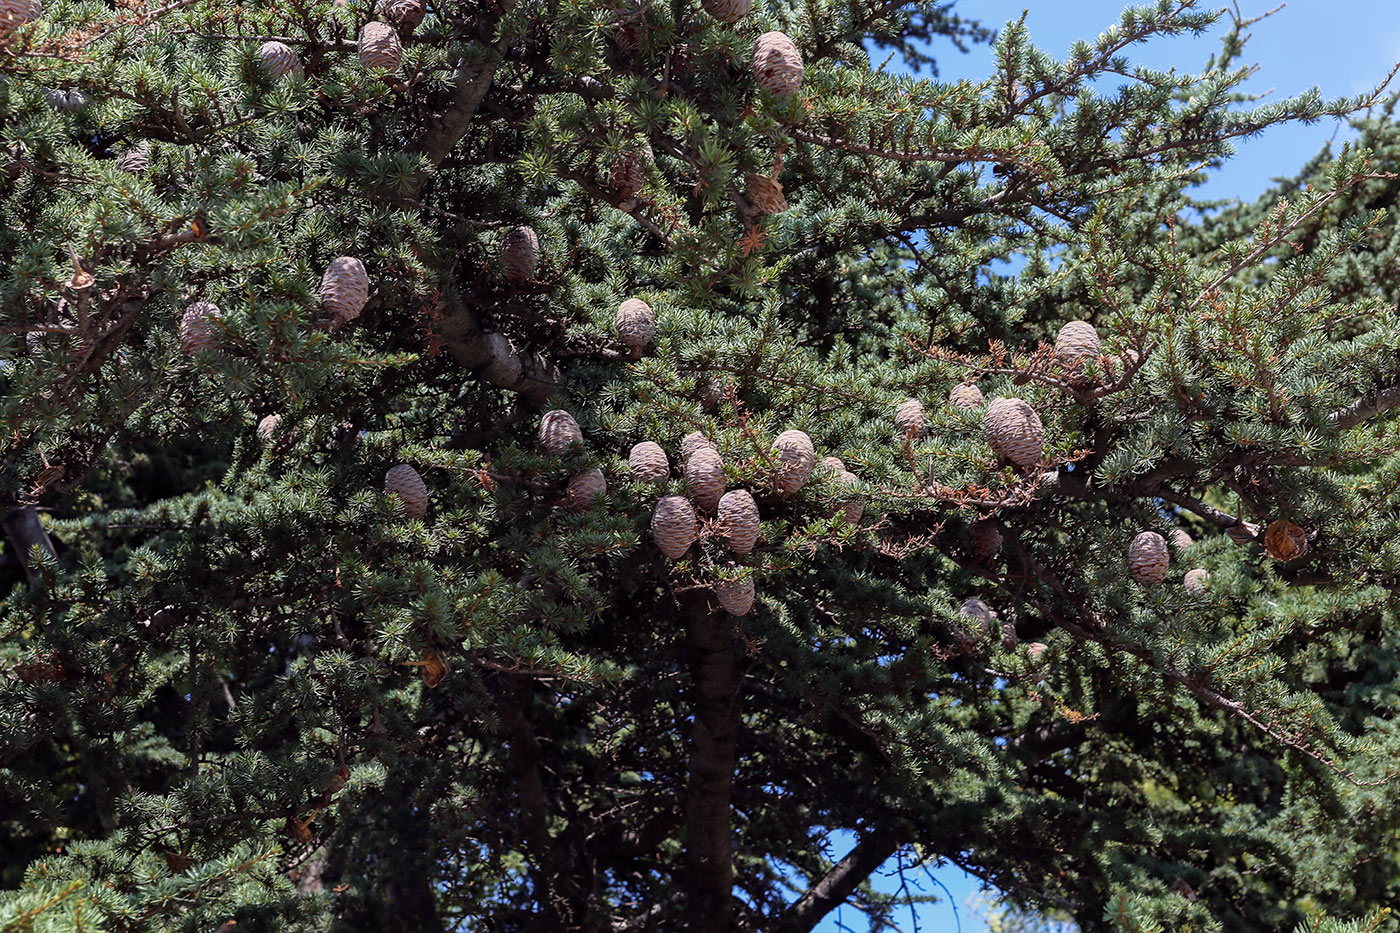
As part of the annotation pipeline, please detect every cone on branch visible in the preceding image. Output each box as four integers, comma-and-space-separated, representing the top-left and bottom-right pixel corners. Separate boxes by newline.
949, 383, 984, 409
256, 414, 283, 448
1264, 520, 1309, 561
983, 397, 1044, 468
1054, 320, 1100, 383
257, 41, 303, 80
701, 0, 752, 24
0, 0, 41, 41
564, 469, 607, 511
610, 142, 653, 200
628, 442, 669, 484
830, 469, 862, 526
752, 31, 803, 98
959, 598, 996, 640
1128, 531, 1169, 585
685, 447, 725, 514
1170, 528, 1194, 551
500, 226, 539, 286
320, 257, 369, 324
680, 431, 717, 464
772, 429, 815, 494
714, 575, 756, 615
894, 398, 927, 440
384, 464, 429, 519
615, 298, 654, 354
651, 495, 697, 559
380, 0, 425, 35
358, 22, 402, 72
539, 410, 583, 455
967, 520, 1002, 560
1184, 568, 1210, 594
717, 489, 759, 555
746, 174, 787, 215
116, 141, 151, 174
179, 301, 221, 355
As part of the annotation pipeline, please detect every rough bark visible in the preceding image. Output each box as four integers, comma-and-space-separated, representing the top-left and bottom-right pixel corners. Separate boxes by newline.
1, 506, 58, 581
772, 826, 902, 933
683, 593, 740, 933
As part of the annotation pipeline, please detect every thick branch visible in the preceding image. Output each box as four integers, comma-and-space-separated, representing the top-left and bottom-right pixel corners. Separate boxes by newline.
407, 3, 517, 198
773, 826, 901, 933
684, 592, 740, 933
1330, 384, 1400, 430
499, 675, 578, 925
438, 321, 559, 406
2, 506, 58, 581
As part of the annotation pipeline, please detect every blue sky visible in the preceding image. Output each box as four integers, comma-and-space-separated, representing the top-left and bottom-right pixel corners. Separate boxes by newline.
814, 3, 1400, 932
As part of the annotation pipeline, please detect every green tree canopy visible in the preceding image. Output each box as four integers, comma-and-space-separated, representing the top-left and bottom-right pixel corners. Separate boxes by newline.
5, 0, 1400, 931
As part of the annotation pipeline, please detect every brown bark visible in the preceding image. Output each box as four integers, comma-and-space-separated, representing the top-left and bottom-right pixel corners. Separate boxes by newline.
683, 593, 740, 933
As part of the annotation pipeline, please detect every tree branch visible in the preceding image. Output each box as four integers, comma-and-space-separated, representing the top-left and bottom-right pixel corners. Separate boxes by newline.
683, 591, 740, 933
407, 4, 517, 199
1330, 384, 1400, 430
1, 506, 58, 582
773, 825, 901, 933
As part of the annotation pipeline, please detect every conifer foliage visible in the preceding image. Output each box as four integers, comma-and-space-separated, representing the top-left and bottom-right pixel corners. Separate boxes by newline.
6, 0, 1400, 930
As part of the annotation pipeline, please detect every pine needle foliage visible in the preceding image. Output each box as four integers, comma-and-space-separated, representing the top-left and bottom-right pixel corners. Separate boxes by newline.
4, 0, 1400, 930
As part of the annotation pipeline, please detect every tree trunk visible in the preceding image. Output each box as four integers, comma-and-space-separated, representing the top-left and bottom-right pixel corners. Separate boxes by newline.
683, 593, 740, 933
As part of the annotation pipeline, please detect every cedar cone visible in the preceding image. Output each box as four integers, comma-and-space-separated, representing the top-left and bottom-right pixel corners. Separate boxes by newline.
772, 429, 815, 494
628, 441, 669, 484
539, 410, 583, 455
257, 41, 303, 79
717, 489, 759, 555
179, 301, 220, 355
983, 397, 1044, 468
1128, 531, 1169, 585
358, 22, 402, 71
501, 226, 539, 286
320, 257, 369, 323
894, 398, 927, 440
615, 298, 655, 351
949, 383, 984, 409
752, 31, 803, 97
564, 469, 607, 510
384, 464, 429, 519
651, 495, 697, 559
714, 575, 756, 615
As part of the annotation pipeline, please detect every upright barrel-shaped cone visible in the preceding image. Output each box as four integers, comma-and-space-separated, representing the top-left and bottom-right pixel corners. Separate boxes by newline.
1054, 320, 1100, 379
539, 410, 583, 455
320, 257, 369, 323
500, 225, 539, 286
773, 429, 814, 494
385, 464, 429, 519
714, 576, 756, 615
949, 383, 984, 409
717, 489, 759, 555
1128, 531, 1169, 585
752, 31, 803, 97
564, 469, 607, 511
615, 298, 655, 352
358, 22, 402, 71
984, 397, 1044, 468
628, 442, 669, 484
257, 41, 303, 79
702, 0, 752, 23
179, 302, 221, 355
894, 398, 927, 440
652, 495, 697, 559
685, 447, 725, 514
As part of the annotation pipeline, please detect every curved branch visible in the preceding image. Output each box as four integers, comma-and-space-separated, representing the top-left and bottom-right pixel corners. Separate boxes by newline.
773, 826, 901, 933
